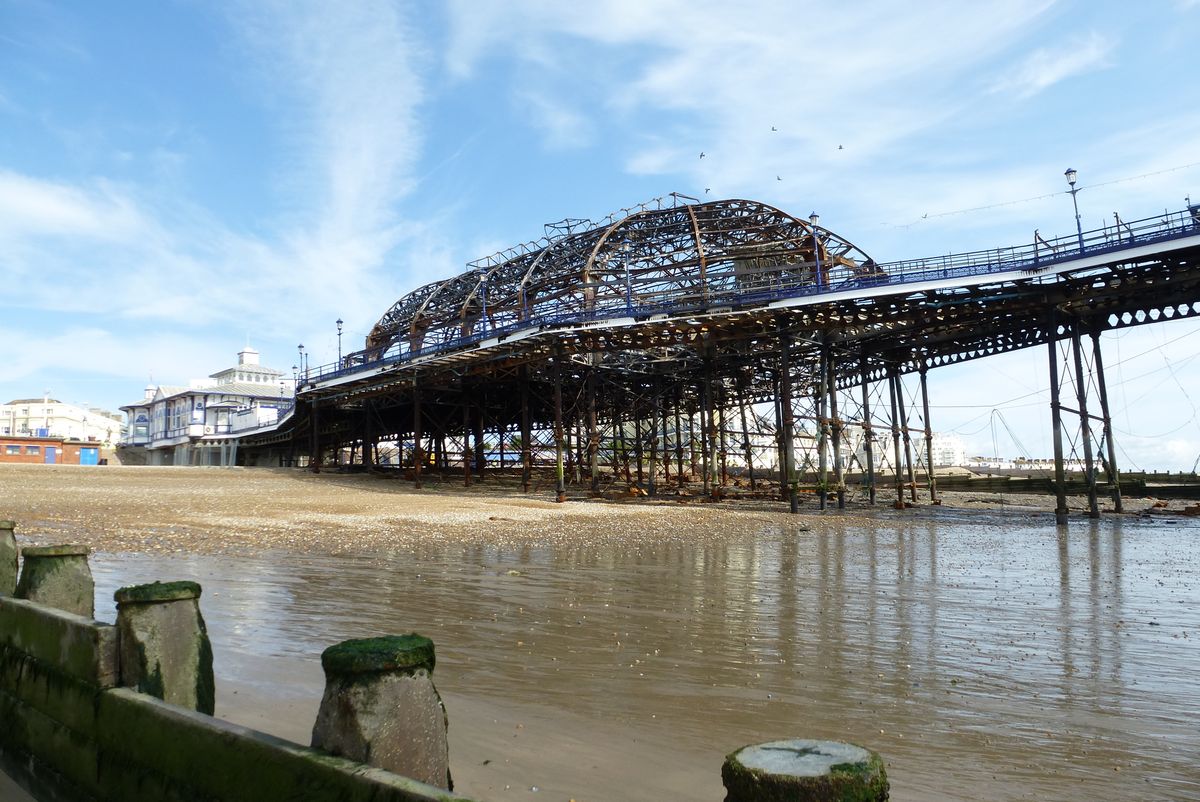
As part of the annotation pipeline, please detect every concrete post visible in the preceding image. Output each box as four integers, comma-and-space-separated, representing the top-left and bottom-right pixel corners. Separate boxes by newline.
14, 544, 94, 618
114, 581, 215, 714
0, 521, 17, 595
722, 739, 888, 802
311, 634, 451, 790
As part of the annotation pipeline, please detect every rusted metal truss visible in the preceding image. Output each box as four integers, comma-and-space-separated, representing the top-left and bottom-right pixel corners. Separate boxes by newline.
240, 197, 1200, 513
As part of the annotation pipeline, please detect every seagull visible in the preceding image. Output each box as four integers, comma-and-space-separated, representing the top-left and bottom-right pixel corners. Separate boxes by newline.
771, 126, 777, 132
699, 151, 706, 159
776, 175, 782, 181
838, 145, 843, 150
705, 187, 711, 194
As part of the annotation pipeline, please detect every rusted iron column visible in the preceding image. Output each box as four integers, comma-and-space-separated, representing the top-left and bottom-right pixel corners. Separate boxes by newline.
472, 404, 486, 478
736, 377, 756, 490
779, 329, 799, 513
703, 358, 719, 496
816, 346, 829, 510
859, 354, 876, 505
887, 369, 904, 507
827, 343, 846, 509
674, 389, 685, 486
660, 387, 671, 487
521, 368, 533, 493
587, 358, 600, 493
1047, 315, 1069, 525
1090, 327, 1123, 512
412, 379, 423, 489
896, 373, 918, 503
919, 362, 938, 504
309, 399, 321, 473
774, 372, 787, 501
634, 412, 645, 489
688, 400, 699, 480
461, 381, 472, 487
1070, 324, 1100, 518
554, 355, 566, 502
647, 391, 658, 496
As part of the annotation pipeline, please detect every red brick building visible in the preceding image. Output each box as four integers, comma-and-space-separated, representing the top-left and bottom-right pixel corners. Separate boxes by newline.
0, 435, 102, 465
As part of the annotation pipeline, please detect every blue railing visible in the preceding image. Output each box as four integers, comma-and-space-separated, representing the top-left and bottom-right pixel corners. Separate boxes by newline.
300, 206, 1200, 389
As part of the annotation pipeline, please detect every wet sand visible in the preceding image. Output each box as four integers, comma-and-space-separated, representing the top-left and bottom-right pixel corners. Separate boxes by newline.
3, 464, 1198, 800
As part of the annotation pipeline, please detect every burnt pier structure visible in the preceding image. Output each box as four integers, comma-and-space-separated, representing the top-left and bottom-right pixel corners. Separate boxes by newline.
244, 196, 1200, 522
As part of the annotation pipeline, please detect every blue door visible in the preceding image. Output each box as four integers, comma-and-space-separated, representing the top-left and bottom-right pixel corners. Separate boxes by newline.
79, 447, 98, 466
44, 447, 57, 464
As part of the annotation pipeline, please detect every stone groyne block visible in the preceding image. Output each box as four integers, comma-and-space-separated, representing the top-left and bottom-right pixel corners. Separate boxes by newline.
114, 580, 215, 715
722, 739, 889, 802
311, 634, 452, 790
15, 544, 94, 619
0, 520, 17, 595
0, 596, 117, 687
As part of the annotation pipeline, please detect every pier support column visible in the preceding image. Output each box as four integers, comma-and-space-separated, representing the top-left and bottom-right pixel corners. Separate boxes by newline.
554, 355, 566, 502
114, 581, 215, 714
737, 377, 757, 490
1047, 316, 1069, 525
309, 399, 321, 473
779, 329, 799, 513
0, 520, 16, 595
896, 373, 918, 503
887, 369, 905, 508
1091, 327, 1123, 512
674, 389, 685, 486
1070, 325, 1101, 518
859, 354, 877, 505
461, 382, 472, 487
827, 342, 846, 509
521, 368, 533, 493
312, 635, 451, 790
412, 379, 423, 490
920, 362, 938, 504
587, 359, 600, 494
15, 544, 94, 618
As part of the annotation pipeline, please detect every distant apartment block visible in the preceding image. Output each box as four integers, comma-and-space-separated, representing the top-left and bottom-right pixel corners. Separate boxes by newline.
0, 397, 124, 445
121, 347, 295, 466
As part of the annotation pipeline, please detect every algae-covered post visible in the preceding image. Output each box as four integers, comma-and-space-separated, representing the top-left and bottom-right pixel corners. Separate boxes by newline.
14, 544, 94, 618
0, 520, 17, 595
722, 739, 889, 802
114, 580, 215, 714
311, 634, 452, 790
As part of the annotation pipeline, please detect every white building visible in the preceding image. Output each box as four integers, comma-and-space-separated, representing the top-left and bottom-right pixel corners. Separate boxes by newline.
0, 397, 124, 445
121, 348, 295, 466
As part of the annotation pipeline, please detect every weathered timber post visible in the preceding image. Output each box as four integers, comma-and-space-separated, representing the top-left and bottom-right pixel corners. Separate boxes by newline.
722, 739, 888, 802
0, 520, 17, 595
15, 544, 94, 618
312, 634, 451, 790
114, 581, 215, 714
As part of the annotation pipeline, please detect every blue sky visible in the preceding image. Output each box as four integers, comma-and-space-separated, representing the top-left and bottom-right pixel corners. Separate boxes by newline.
3, 0, 1200, 468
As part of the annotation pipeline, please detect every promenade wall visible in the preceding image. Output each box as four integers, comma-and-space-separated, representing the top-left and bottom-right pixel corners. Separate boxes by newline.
0, 595, 472, 802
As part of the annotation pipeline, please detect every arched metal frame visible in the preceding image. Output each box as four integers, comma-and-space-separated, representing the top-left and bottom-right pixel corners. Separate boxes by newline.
365, 198, 877, 360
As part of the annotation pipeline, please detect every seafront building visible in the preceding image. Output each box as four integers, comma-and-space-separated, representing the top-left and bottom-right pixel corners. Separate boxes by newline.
120, 347, 295, 466
0, 397, 123, 445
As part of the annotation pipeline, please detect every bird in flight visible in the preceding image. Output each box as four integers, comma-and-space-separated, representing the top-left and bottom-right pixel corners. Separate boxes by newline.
705, 187, 711, 194
771, 126, 777, 132
699, 151, 705, 159
776, 175, 782, 181
838, 145, 844, 150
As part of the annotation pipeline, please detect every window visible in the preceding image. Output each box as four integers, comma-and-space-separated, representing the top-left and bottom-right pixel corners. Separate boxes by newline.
25, 446, 40, 455
5, 445, 18, 455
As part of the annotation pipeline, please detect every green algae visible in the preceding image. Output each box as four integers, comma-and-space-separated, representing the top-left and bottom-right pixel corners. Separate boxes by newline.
321, 634, 435, 677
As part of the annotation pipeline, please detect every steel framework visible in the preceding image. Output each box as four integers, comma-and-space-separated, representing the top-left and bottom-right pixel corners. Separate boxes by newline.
242, 196, 1200, 519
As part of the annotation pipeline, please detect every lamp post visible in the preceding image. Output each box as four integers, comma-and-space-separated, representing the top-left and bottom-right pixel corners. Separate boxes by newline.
1064, 168, 1084, 252
336, 318, 343, 364
297, 344, 306, 381
810, 212, 823, 288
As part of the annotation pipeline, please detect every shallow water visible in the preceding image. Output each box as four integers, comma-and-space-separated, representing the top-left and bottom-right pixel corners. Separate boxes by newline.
91, 512, 1200, 801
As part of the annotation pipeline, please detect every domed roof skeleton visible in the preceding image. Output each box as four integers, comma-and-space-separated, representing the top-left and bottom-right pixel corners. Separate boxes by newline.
364, 198, 878, 362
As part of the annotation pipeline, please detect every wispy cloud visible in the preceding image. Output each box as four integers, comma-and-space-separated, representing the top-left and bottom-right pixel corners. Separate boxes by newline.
990, 31, 1115, 99
516, 91, 591, 150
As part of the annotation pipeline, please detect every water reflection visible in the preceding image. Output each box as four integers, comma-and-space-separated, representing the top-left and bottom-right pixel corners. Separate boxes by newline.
91, 513, 1199, 801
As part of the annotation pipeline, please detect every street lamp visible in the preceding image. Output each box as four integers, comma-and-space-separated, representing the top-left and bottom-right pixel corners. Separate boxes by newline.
297, 344, 306, 380
1064, 168, 1084, 252
810, 212, 823, 288
336, 318, 344, 364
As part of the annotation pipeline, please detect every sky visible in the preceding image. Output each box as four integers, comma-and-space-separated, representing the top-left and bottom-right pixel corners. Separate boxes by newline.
2, 0, 1200, 469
